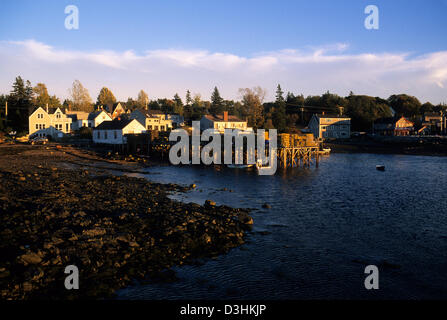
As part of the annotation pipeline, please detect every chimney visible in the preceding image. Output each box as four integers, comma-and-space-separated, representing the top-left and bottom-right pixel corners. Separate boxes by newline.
223, 111, 228, 122
322, 111, 325, 116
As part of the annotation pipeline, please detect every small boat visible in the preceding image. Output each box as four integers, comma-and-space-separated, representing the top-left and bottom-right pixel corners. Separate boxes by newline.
318, 148, 331, 155
226, 164, 254, 169
376, 165, 385, 171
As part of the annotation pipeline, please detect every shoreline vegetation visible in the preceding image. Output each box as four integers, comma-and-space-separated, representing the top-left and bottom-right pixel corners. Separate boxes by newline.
0, 144, 253, 299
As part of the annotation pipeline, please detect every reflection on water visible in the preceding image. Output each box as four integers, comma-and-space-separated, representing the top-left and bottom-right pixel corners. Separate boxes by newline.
117, 153, 447, 299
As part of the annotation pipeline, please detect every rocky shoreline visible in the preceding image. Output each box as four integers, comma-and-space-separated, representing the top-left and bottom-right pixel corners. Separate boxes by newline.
0, 144, 253, 299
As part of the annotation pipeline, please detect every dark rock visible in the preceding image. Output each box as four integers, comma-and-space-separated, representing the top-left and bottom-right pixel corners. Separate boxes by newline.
205, 200, 216, 207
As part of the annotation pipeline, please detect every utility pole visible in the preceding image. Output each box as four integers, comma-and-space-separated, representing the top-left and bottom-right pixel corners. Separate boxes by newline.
441, 109, 445, 135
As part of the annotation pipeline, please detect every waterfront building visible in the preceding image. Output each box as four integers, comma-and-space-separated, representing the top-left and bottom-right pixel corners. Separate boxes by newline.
130, 109, 173, 132
308, 114, 351, 139
200, 111, 248, 133
422, 112, 446, 135
373, 116, 414, 136
92, 118, 146, 144
29, 106, 72, 138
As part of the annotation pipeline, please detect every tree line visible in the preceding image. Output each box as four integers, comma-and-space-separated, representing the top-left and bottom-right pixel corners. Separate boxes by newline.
1, 75, 446, 134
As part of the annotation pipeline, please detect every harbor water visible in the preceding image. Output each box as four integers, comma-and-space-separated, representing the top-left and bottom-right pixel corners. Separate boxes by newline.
117, 153, 447, 299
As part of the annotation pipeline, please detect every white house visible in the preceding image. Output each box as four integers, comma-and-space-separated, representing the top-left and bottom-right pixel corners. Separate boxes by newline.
29, 106, 72, 138
87, 110, 112, 128
130, 109, 173, 132
200, 112, 248, 133
93, 119, 146, 144
308, 114, 351, 139
66, 111, 89, 131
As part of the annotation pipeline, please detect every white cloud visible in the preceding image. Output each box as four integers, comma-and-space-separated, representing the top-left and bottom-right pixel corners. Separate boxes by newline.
0, 39, 446, 104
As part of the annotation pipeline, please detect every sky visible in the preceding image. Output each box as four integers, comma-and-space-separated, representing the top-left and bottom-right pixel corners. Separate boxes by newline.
0, 0, 447, 103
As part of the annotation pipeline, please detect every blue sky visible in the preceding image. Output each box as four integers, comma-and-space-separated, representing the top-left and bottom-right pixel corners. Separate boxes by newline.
1, 0, 447, 103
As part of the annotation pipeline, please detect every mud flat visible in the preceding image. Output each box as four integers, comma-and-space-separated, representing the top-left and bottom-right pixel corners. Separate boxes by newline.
0, 144, 252, 299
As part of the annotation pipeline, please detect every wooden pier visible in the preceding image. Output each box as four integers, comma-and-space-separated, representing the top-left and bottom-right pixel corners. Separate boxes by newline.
277, 146, 320, 168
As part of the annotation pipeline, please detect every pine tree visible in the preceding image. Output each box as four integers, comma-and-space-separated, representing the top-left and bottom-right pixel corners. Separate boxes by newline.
210, 86, 224, 115
185, 90, 192, 105
173, 93, 184, 115
9, 76, 34, 132
272, 84, 286, 132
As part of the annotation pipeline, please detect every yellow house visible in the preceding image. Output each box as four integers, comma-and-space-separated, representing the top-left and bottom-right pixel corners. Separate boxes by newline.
130, 109, 173, 132
308, 114, 351, 139
200, 112, 248, 133
29, 106, 72, 138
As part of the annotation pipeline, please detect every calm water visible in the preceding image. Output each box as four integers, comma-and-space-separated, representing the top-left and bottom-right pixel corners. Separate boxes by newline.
117, 153, 447, 300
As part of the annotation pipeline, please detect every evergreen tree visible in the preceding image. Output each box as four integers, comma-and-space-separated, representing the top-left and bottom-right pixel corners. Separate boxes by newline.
272, 84, 286, 132
185, 90, 192, 105
173, 93, 184, 115
210, 86, 224, 115
8, 76, 34, 132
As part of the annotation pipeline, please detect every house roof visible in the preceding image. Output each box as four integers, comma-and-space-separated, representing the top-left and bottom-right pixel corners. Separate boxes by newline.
66, 111, 89, 120
112, 102, 126, 112
94, 119, 134, 130
133, 109, 168, 118
31, 106, 64, 115
88, 110, 112, 120
204, 114, 245, 122
88, 111, 103, 120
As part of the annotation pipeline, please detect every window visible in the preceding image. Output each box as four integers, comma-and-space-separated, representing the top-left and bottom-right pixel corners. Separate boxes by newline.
160, 125, 164, 131
56, 113, 61, 119
104, 131, 108, 139
36, 124, 39, 130
43, 124, 46, 129
148, 125, 152, 130
114, 131, 117, 139
97, 131, 100, 139
88, 122, 92, 128
155, 126, 159, 130
66, 123, 69, 132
